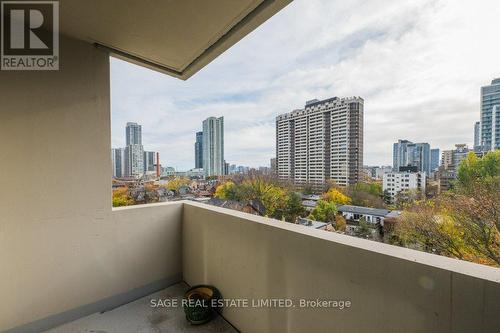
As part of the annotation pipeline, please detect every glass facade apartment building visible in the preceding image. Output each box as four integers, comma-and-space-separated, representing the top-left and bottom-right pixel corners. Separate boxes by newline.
195, 131, 203, 169
393, 140, 431, 175
480, 78, 500, 151
202, 117, 224, 176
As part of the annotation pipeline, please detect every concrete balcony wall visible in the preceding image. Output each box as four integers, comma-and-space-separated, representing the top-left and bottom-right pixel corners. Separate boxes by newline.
1, 196, 499, 332
183, 201, 500, 333
0, 201, 183, 332
0, 35, 184, 332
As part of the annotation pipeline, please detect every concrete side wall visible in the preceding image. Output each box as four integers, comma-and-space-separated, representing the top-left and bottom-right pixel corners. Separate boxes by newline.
0, 36, 183, 331
183, 202, 500, 333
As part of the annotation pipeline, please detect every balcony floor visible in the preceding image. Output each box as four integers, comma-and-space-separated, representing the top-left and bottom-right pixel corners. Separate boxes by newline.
44, 282, 238, 333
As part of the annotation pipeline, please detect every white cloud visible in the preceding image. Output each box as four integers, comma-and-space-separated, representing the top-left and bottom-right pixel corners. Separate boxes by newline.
111, 0, 500, 170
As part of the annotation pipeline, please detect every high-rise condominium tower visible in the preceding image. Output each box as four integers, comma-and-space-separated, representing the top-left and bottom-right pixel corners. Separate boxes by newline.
143, 151, 158, 173
474, 121, 481, 151
393, 140, 431, 175
126, 122, 142, 146
276, 97, 363, 188
111, 148, 125, 178
202, 117, 224, 176
195, 131, 203, 169
124, 122, 144, 177
430, 148, 440, 172
480, 78, 500, 151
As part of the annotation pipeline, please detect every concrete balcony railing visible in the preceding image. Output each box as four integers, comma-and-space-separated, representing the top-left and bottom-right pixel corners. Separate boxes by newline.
2, 201, 500, 333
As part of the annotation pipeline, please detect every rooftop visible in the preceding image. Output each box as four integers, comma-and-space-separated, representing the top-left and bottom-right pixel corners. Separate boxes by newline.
337, 205, 391, 217
302, 200, 318, 208
297, 217, 330, 229
302, 194, 321, 201
385, 210, 403, 219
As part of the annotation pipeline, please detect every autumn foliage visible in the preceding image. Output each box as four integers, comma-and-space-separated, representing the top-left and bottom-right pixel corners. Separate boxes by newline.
322, 188, 352, 205
112, 187, 133, 207
393, 151, 500, 267
214, 177, 304, 221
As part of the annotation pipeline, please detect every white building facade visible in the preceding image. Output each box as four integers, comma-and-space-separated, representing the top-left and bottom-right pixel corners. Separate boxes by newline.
383, 171, 426, 202
276, 97, 364, 188
371, 166, 392, 180
124, 144, 144, 178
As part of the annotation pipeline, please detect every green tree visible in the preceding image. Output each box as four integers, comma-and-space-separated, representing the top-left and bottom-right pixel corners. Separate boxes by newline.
308, 200, 337, 223
355, 217, 372, 238
216, 177, 289, 219
214, 181, 241, 200
238, 178, 288, 218
455, 151, 500, 195
261, 185, 288, 219
382, 189, 392, 204
283, 192, 305, 223
394, 189, 422, 210
347, 181, 386, 208
453, 150, 500, 264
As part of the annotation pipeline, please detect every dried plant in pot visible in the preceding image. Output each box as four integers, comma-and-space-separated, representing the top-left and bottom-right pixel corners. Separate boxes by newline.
183, 285, 222, 325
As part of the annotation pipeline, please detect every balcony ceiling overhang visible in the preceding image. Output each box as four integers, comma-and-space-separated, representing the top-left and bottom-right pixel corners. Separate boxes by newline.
60, 0, 292, 80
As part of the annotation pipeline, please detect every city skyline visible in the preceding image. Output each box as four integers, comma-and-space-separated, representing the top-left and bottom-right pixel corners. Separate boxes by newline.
111, 0, 500, 170
112, 112, 489, 172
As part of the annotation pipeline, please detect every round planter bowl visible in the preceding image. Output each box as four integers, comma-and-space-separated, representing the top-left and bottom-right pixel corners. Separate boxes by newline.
183, 285, 221, 325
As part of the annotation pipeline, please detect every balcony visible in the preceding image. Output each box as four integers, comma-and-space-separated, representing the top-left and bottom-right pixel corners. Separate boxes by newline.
1, 2, 499, 332
4, 201, 499, 333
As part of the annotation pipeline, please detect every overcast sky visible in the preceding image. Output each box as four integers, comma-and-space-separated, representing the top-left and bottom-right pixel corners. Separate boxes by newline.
111, 0, 500, 171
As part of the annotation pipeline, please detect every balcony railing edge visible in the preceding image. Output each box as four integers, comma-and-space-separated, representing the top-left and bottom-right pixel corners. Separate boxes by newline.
180, 200, 500, 284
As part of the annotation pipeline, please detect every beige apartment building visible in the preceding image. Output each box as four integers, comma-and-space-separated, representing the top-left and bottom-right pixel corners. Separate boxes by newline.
276, 97, 364, 188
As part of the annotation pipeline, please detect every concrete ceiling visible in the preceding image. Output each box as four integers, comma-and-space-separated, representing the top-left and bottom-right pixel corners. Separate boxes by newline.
60, 0, 292, 79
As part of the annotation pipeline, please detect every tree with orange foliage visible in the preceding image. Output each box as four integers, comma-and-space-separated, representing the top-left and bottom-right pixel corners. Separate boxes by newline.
322, 188, 352, 205
334, 214, 347, 232
112, 187, 133, 207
